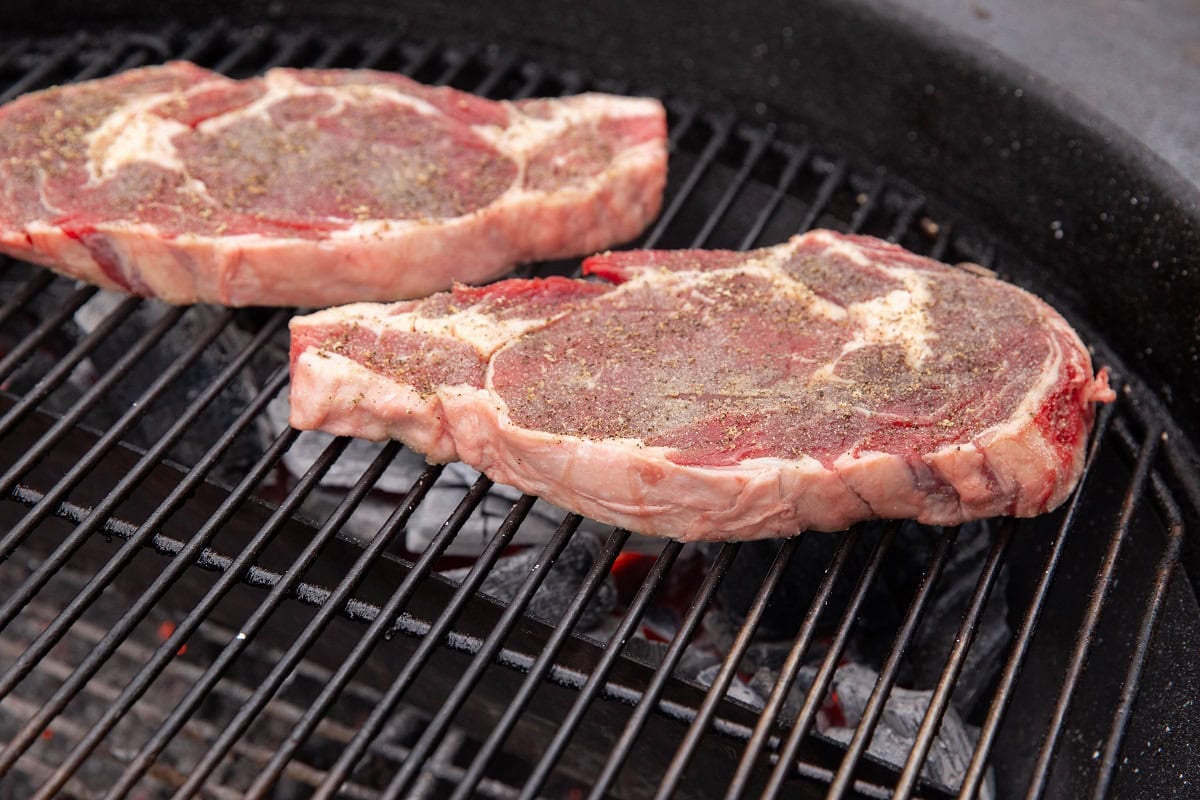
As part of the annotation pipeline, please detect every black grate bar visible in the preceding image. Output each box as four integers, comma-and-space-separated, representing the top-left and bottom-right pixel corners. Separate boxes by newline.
90, 433, 353, 800
1022, 420, 1162, 800
512, 62, 551, 100
0, 364, 290, 706
69, 25, 158, 82
175, 19, 227, 63
0, 267, 53, 329
691, 125, 776, 247
379, 513, 586, 799
723, 526, 863, 800
356, 35, 403, 70
641, 114, 735, 248
473, 50, 520, 97
0, 304, 192, 557
887, 195, 927, 244
848, 173, 887, 233
243, 471, 496, 798
654, 536, 801, 800
0, 39, 30, 75
827, 525, 961, 800
311, 493, 539, 800
448, 525, 632, 800
162, 442, 406, 798
586, 543, 742, 800
434, 44, 478, 86
308, 34, 351, 69
956, 398, 1119, 799
0, 422, 303, 788
0, 32, 84, 102
894, 521, 1015, 800
928, 221, 954, 262
212, 27, 269, 74
738, 142, 810, 250
0, 294, 141, 441
797, 161, 849, 234
266, 29, 314, 68
516, 539, 686, 800
0, 310, 286, 659
202, 459, 439, 796
15, 426, 311, 797
763, 523, 901, 799
0, 282, 96, 386
1091, 475, 1184, 800
0, 306, 209, 561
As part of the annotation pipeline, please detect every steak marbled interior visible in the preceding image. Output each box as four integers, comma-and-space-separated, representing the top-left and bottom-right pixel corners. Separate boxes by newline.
288, 231, 1115, 540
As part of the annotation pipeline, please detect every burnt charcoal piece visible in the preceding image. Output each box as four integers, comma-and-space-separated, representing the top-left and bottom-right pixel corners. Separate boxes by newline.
825, 663, 994, 799
441, 530, 617, 633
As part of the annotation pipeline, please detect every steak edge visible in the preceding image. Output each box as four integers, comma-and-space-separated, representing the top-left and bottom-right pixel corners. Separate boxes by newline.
0, 61, 667, 306
288, 230, 1115, 541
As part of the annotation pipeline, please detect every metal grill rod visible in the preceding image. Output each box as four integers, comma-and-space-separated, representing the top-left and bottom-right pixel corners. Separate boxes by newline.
164, 441, 406, 798
1089, 431, 1185, 800
0, 308, 279, 632
584, 543, 741, 800
0, 294, 141, 441
378, 513, 586, 799
0, 283, 95, 386
826, 525, 960, 800
0, 32, 83, 102
0, 267, 52, 329
738, 143, 809, 249
241, 472, 507, 797
654, 537, 799, 800
894, 521, 1015, 800
1022, 420, 1163, 800
447, 526, 632, 800
723, 526, 863, 799
956, 398, 1119, 799
515, 538, 685, 800
0, 316, 287, 697
641, 113, 734, 248
311, 493, 539, 800
0, 304, 196, 562
692, 125, 775, 246
12, 425, 307, 796
89, 433, 353, 800
763, 523, 901, 798
797, 161, 848, 233
178, 459, 440, 793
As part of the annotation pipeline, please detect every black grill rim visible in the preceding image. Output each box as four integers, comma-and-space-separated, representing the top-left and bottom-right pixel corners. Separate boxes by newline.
0, 19, 1193, 800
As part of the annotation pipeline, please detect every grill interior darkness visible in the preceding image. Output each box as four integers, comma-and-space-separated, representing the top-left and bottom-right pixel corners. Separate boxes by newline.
0, 21, 1194, 800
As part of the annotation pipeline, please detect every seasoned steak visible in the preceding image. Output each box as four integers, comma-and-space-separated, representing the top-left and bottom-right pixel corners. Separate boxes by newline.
0, 61, 666, 306
288, 230, 1115, 541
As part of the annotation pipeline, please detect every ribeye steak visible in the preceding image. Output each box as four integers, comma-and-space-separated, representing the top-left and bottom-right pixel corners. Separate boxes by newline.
289, 230, 1115, 541
0, 61, 666, 306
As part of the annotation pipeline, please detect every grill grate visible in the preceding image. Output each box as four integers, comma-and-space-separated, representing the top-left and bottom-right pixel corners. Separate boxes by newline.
0, 21, 1193, 800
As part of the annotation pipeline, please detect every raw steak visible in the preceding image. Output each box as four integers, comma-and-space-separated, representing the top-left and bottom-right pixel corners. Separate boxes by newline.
0, 61, 667, 306
288, 230, 1115, 541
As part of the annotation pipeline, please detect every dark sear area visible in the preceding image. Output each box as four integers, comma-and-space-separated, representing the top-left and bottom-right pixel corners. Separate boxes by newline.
0, 19, 1195, 800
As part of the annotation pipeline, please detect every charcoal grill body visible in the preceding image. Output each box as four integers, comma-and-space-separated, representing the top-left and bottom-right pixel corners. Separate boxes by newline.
0, 2, 1197, 799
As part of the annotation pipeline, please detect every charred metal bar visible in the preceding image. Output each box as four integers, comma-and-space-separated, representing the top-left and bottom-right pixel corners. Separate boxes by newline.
312, 494, 539, 799
827, 525, 960, 800
763, 523, 900, 798
1022, 421, 1162, 800
586, 543, 741, 800
723, 526, 863, 799
957, 398, 1119, 799
448, 526, 631, 800
516, 539, 686, 800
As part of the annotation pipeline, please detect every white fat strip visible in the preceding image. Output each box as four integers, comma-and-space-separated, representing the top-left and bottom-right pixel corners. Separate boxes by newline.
302, 301, 559, 358
486, 93, 663, 156
837, 269, 935, 371
85, 94, 194, 183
